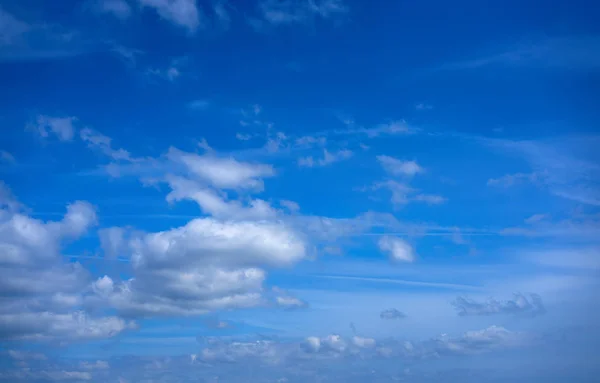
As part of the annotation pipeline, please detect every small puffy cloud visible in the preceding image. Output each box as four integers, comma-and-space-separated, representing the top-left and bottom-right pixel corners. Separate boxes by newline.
298, 149, 353, 168
272, 287, 307, 309
167, 147, 275, 190
138, 0, 202, 33
378, 236, 416, 263
31, 115, 77, 141
377, 155, 422, 177
380, 308, 406, 320
96, 0, 132, 19
452, 293, 546, 317
371, 180, 445, 207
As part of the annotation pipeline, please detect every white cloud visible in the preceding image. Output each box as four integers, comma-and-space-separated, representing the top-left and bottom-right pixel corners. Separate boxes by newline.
96, 0, 132, 19
80, 128, 132, 161
352, 335, 376, 348
298, 149, 353, 168
165, 175, 278, 220
0, 186, 132, 342
377, 155, 422, 177
371, 180, 445, 207
378, 236, 415, 263
167, 147, 275, 190
90, 217, 306, 317
138, 0, 202, 33
272, 287, 307, 309
31, 115, 77, 141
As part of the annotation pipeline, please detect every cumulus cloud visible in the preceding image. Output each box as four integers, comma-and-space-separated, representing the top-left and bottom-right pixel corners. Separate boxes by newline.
167, 147, 275, 190
378, 236, 416, 263
0, 186, 132, 342
90, 218, 306, 317
377, 155, 422, 177
452, 293, 546, 317
380, 308, 406, 320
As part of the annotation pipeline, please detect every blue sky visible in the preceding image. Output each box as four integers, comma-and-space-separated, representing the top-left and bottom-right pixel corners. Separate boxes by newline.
1, 0, 599, 381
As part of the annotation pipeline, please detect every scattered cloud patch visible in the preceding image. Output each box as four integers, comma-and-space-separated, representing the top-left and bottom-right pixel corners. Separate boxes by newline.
253, 0, 348, 28
30, 115, 77, 141
0, 150, 15, 163
415, 103, 433, 111
377, 155, 422, 177
298, 149, 352, 167
95, 0, 132, 20
378, 236, 416, 263
452, 293, 546, 317
380, 308, 407, 320
138, 0, 202, 33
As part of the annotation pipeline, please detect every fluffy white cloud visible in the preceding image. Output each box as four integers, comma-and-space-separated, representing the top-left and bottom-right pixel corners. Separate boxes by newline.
0, 187, 132, 342
90, 218, 306, 317
165, 175, 279, 220
167, 147, 275, 190
377, 155, 422, 177
378, 236, 415, 263
138, 0, 202, 32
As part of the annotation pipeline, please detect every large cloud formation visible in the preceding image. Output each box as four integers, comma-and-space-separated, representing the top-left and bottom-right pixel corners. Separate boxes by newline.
0, 183, 135, 341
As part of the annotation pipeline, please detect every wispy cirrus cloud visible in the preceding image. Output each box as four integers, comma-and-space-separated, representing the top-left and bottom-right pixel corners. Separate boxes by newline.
438, 35, 600, 71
